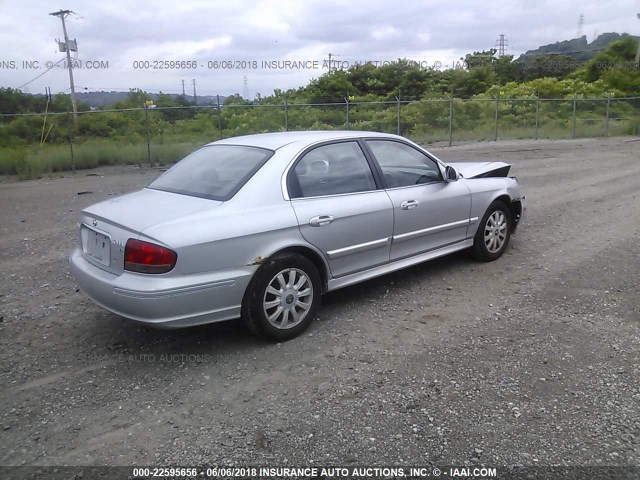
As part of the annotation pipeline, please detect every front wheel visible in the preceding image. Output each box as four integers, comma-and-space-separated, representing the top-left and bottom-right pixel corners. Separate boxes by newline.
242, 253, 322, 341
471, 200, 512, 261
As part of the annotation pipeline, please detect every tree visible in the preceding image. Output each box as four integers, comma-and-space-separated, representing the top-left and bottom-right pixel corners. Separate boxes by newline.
514, 54, 581, 82
224, 94, 250, 106
155, 92, 196, 121
494, 55, 519, 84
0, 88, 48, 115
306, 70, 354, 103
574, 37, 640, 94
463, 49, 497, 69
113, 89, 152, 109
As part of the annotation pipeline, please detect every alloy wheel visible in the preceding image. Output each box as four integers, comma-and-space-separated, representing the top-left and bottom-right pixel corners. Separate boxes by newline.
263, 268, 313, 329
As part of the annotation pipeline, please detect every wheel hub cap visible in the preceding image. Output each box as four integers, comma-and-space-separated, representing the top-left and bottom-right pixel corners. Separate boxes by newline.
263, 268, 313, 330
484, 211, 507, 254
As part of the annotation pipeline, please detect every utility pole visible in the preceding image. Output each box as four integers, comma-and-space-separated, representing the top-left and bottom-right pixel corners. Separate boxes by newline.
50, 9, 78, 117
181, 79, 186, 96
636, 14, 640, 64
494, 34, 508, 57
192, 79, 197, 105
243, 75, 249, 100
326, 53, 342, 73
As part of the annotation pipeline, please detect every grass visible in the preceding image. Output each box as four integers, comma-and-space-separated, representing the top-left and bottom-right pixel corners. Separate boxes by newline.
0, 115, 638, 180
0, 140, 202, 179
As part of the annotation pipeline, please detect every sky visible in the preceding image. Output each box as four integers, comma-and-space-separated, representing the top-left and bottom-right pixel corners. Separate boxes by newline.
0, 0, 638, 99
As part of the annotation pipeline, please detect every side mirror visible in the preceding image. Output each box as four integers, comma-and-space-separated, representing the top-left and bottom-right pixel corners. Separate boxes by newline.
444, 165, 459, 182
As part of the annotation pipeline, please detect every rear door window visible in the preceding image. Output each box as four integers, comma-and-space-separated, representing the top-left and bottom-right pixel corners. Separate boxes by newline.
289, 141, 377, 198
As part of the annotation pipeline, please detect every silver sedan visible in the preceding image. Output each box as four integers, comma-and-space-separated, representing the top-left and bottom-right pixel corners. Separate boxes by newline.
70, 131, 525, 340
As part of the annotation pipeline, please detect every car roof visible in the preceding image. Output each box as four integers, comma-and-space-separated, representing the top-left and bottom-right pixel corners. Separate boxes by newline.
206, 130, 400, 150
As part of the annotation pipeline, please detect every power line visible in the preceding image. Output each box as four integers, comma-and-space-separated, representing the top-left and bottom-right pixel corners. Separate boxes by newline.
16, 58, 65, 89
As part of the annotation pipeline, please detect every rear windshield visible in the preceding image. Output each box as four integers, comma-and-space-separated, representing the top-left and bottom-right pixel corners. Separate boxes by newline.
148, 145, 274, 200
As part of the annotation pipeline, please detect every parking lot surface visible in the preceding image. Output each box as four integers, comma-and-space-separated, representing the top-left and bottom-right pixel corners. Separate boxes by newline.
1, 138, 639, 468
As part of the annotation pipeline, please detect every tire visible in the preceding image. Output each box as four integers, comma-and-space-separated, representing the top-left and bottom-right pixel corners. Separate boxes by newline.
241, 253, 322, 341
471, 200, 512, 262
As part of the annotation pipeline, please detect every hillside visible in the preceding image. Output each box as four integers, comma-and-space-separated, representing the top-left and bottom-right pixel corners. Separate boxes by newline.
517, 32, 639, 63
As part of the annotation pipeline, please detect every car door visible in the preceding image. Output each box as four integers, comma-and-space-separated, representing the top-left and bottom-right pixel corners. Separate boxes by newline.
364, 139, 472, 262
288, 140, 393, 278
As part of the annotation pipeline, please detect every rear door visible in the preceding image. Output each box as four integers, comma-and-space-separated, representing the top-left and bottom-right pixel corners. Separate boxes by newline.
364, 139, 472, 262
288, 140, 393, 278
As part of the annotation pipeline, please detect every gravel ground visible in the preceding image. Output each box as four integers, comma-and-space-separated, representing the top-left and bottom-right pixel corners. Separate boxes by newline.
0, 138, 639, 472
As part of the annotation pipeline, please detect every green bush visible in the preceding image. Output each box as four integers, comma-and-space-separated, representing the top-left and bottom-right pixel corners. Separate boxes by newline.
1, 94, 638, 180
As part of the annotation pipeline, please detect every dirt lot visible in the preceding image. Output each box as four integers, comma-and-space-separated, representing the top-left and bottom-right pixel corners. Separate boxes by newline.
1, 138, 639, 471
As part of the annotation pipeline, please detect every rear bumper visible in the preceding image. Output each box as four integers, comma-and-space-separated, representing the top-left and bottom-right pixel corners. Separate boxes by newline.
69, 249, 256, 328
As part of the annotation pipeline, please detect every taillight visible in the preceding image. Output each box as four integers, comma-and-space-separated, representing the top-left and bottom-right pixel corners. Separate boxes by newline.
124, 239, 177, 274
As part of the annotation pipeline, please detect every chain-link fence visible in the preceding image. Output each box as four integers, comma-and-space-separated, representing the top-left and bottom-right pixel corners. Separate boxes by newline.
1, 95, 639, 177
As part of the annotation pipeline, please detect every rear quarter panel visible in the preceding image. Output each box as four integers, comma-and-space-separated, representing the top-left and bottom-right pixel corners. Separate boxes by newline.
139, 201, 316, 276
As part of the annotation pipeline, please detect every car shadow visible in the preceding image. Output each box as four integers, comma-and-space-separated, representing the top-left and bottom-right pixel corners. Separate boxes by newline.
74, 250, 472, 361
75, 311, 265, 365
322, 250, 470, 308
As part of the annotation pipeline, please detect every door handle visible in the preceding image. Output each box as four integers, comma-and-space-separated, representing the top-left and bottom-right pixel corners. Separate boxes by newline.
309, 215, 335, 227
400, 200, 419, 210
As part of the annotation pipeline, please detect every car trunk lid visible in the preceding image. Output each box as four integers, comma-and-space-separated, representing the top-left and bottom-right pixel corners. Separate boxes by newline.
79, 188, 221, 275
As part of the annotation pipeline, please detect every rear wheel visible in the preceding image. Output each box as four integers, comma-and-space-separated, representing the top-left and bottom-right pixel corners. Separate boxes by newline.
471, 200, 512, 261
242, 253, 321, 341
